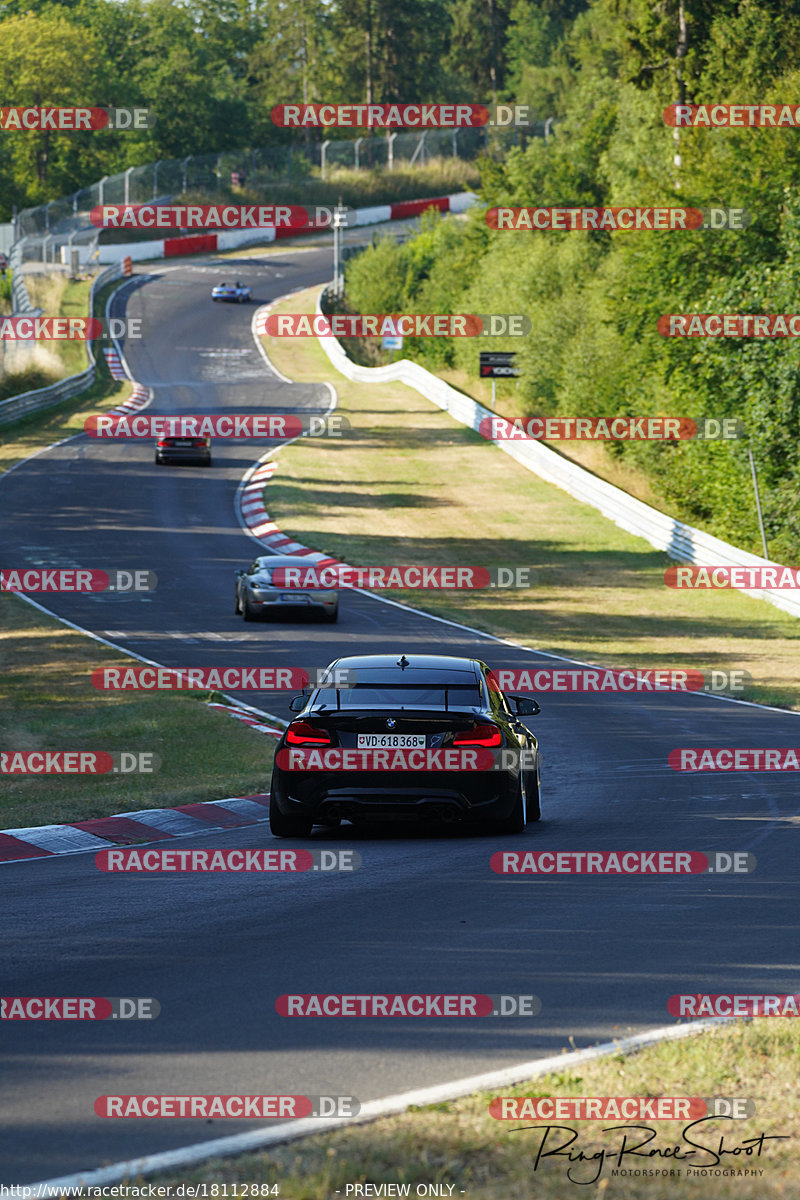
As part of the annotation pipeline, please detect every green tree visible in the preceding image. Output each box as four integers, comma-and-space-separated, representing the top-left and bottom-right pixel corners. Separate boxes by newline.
0, 10, 109, 205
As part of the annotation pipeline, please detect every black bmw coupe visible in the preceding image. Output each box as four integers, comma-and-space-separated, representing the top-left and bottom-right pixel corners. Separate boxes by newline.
269, 653, 541, 837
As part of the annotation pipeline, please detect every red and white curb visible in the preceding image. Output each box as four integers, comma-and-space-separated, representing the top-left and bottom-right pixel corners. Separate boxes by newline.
0, 794, 272, 864
238, 452, 348, 570
241, 307, 346, 565
98, 192, 479, 265
207, 702, 283, 737
106, 380, 150, 419
102, 282, 151, 416
0, 702, 283, 864
103, 347, 127, 380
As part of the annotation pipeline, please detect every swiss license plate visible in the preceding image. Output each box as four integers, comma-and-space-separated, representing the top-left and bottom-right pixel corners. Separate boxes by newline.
357, 734, 426, 748
174, 439, 193, 446
280, 593, 301, 601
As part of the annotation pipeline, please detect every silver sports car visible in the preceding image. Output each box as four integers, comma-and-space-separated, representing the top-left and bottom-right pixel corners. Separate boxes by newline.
235, 555, 339, 622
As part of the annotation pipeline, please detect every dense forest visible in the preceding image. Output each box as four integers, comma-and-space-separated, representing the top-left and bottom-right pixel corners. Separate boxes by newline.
0, 0, 554, 213
3, 0, 800, 557
344, 0, 800, 561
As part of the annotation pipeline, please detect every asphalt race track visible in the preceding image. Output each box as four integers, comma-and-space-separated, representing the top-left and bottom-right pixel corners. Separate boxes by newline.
2, 246, 798, 1184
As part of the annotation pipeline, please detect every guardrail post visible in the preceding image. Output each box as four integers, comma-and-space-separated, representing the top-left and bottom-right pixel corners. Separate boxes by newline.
409, 131, 426, 167
748, 448, 769, 559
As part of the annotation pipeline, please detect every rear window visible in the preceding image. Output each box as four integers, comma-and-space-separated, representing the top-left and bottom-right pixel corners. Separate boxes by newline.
313, 668, 482, 710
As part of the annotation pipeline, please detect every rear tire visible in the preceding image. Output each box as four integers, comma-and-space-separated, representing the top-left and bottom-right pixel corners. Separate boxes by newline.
269, 780, 314, 838
526, 768, 541, 822
492, 775, 526, 835
320, 608, 339, 623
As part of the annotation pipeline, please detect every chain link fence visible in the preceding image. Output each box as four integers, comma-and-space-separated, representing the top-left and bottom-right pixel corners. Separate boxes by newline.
14, 122, 546, 241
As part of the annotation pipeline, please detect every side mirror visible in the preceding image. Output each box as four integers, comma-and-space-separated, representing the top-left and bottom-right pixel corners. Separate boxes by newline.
235, 569, 244, 577
510, 695, 540, 716
288, 694, 307, 712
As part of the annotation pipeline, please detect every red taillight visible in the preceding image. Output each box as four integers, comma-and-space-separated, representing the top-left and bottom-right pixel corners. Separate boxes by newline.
285, 721, 333, 746
192, 437, 210, 447
452, 723, 502, 747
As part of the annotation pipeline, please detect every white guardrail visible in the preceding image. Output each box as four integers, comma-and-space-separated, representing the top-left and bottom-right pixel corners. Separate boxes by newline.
0, 261, 125, 428
314, 287, 800, 620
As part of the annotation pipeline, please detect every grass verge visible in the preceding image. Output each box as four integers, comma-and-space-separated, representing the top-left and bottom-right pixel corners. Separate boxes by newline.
147, 1019, 798, 1199
1, 272, 275, 829
0, 592, 275, 829
259, 285, 800, 710
0, 271, 134, 474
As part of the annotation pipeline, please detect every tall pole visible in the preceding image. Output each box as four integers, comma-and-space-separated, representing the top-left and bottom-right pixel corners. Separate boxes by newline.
748, 448, 769, 559
673, 1, 687, 188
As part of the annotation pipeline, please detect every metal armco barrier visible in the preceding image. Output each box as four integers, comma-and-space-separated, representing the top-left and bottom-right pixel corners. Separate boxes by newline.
314, 287, 800, 621
0, 260, 125, 428
8, 240, 42, 316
